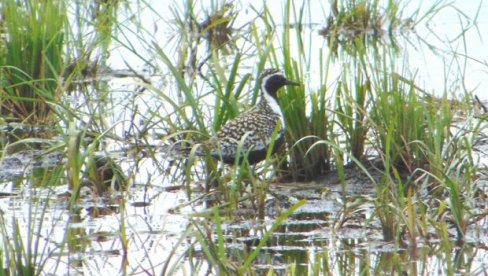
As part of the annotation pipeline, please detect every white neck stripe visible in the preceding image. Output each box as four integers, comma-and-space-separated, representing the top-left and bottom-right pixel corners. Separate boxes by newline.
261, 81, 285, 128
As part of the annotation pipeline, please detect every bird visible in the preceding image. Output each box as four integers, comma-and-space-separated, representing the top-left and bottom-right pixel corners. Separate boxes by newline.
192, 68, 300, 165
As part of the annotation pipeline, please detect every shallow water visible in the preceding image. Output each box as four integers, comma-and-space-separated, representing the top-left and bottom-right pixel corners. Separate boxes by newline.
0, 0, 488, 275
0, 146, 486, 274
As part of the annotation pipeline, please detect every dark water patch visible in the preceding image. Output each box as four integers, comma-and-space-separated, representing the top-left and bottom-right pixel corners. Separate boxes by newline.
130, 200, 152, 207
0, 150, 63, 177
0, 149, 64, 198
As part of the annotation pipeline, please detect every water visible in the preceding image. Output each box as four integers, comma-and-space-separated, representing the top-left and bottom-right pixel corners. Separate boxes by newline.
0, 0, 487, 275
111, 0, 488, 99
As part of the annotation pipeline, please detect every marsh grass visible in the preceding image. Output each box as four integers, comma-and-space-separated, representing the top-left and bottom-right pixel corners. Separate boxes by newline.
335, 72, 369, 161
263, 0, 331, 181
142, 0, 488, 268
0, 0, 122, 127
315, 0, 487, 246
370, 72, 451, 175
151, 0, 300, 205
0, 216, 37, 275
0, 19, 117, 265
319, 0, 405, 56
182, 200, 306, 275
0, 189, 65, 275
368, 54, 460, 243
0, 0, 485, 274
0, 0, 66, 125
364, 41, 483, 244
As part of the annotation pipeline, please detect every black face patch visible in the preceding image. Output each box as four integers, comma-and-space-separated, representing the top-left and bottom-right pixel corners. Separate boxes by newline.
264, 74, 287, 97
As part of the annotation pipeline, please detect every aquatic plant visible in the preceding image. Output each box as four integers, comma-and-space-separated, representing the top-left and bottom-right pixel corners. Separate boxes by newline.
0, 0, 485, 274
0, 0, 66, 125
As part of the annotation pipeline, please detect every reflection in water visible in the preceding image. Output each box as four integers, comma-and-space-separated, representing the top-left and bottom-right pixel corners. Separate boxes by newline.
67, 211, 86, 272
207, 221, 484, 275
0, 0, 487, 274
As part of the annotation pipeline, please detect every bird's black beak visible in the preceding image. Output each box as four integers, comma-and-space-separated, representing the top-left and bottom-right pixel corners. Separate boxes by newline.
284, 79, 301, 86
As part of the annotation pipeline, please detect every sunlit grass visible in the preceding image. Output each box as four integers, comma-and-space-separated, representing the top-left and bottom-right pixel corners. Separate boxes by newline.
0, 0, 486, 274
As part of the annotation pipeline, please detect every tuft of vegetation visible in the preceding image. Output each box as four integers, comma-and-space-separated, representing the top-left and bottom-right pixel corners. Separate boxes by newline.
0, 0, 66, 125
0, 0, 486, 274
319, 0, 409, 55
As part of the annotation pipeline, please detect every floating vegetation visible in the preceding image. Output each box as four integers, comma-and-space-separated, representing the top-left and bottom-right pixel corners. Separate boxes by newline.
319, 0, 414, 55
169, 0, 239, 79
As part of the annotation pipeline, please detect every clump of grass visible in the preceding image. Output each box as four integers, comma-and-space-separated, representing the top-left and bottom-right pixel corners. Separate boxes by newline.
365, 51, 486, 244
315, 0, 485, 247
434, 109, 485, 242
334, 59, 369, 162
370, 74, 452, 175
319, 0, 410, 55
64, 120, 126, 203
0, 0, 66, 125
85, 154, 127, 193
280, 67, 331, 180
167, 200, 306, 274
0, 216, 37, 274
199, 2, 237, 55
257, 0, 331, 181
365, 55, 445, 242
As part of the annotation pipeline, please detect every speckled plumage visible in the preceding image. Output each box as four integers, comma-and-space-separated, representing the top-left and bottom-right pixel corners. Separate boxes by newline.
202, 69, 300, 165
